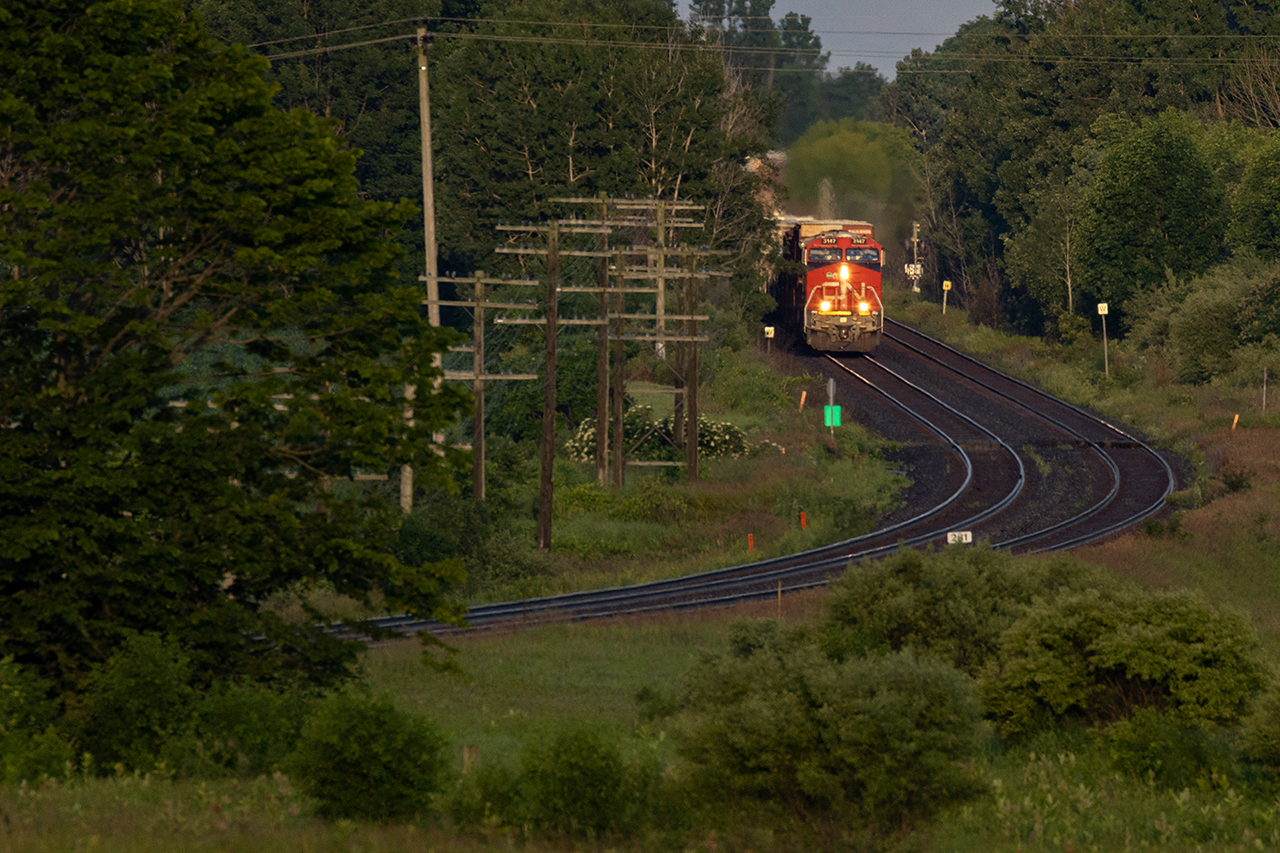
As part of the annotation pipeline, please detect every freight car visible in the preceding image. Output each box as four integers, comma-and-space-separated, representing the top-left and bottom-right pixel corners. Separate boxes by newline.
774, 216, 884, 353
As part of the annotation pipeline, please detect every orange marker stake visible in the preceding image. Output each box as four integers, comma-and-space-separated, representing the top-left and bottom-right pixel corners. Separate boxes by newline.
800, 511, 807, 530
748, 533, 754, 551
1233, 414, 1240, 430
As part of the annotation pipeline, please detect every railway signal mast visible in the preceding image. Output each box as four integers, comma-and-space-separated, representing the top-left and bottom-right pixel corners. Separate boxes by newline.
904, 221, 922, 293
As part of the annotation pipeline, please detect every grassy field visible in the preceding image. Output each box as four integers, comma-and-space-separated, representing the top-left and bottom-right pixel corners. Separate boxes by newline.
10, 588, 1278, 852
10, 295, 1280, 852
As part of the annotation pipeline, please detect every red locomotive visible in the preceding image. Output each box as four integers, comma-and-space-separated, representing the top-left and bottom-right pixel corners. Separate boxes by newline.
775, 217, 884, 353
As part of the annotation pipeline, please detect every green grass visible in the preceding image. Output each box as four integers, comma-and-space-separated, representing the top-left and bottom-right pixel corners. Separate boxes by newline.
6, 591, 1278, 852
885, 288, 1272, 453
459, 422, 905, 604
17, 296, 1280, 852
360, 619, 733, 774
0, 772, 474, 853
929, 736, 1280, 852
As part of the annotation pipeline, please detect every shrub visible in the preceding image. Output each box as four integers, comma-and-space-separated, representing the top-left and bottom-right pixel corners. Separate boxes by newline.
565, 409, 754, 463
523, 728, 627, 835
1170, 288, 1242, 383
980, 588, 1266, 736
10, 726, 76, 783
612, 477, 690, 524
1237, 271, 1280, 343
1103, 708, 1232, 790
449, 760, 528, 829
178, 680, 312, 777
675, 624, 983, 833
705, 351, 800, 415
1240, 685, 1280, 784
290, 689, 448, 821
0, 656, 71, 782
819, 547, 1116, 675
78, 632, 196, 772
400, 492, 486, 565
464, 527, 555, 595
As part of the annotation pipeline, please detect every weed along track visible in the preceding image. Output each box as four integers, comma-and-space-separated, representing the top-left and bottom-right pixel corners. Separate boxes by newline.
364, 324, 1177, 639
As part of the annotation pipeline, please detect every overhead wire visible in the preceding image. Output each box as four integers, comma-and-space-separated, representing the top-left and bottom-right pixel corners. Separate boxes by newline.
240, 12, 1280, 53
257, 26, 1280, 73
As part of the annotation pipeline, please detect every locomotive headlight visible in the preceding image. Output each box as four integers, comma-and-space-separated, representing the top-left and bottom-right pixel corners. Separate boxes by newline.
858, 301, 871, 315
819, 300, 832, 312
840, 264, 850, 281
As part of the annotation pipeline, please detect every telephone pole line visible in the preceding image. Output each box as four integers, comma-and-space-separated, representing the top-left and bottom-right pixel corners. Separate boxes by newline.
421, 272, 541, 502
403, 24, 442, 513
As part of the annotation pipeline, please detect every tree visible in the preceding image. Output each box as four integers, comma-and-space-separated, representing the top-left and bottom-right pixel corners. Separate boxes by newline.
1230, 135, 1280, 260
1074, 110, 1225, 315
0, 0, 469, 692
189, 0, 444, 287
1002, 167, 1088, 315
691, 0, 831, 142
426, 0, 776, 369
881, 0, 1280, 331
674, 622, 983, 834
783, 118, 921, 251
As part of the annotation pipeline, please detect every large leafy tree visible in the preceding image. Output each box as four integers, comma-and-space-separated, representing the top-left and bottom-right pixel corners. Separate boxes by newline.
0, 0, 468, 691
428, 0, 777, 433
783, 118, 921, 250
690, 0, 834, 142
882, 0, 1280, 330
432, 0, 756, 265
190, 0, 431, 207
1074, 110, 1225, 313
1230, 135, 1280, 260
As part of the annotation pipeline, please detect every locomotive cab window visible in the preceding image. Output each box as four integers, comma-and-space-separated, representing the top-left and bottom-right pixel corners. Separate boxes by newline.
846, 247, 881, 268
806, 247, 842, 268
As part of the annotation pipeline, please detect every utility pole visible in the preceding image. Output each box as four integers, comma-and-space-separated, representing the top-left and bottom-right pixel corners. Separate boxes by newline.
655, 201, 667, 360
472, 274, 485, 501
416, 25, 439, 319
404, 24, 442, 513
596, 195, 610, 486
527, 199, 716, 490
495, 220, 610, 544
422, 272, 540, 502
683, 250, 700, 482
910, 222, 921, 293
612, 252, 626, 488
538, 223, 560, 550
1099, 302, 1110, 379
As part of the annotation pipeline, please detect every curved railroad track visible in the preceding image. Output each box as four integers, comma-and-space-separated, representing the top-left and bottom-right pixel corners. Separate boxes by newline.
875, 319, 1175, 553
363, 320, 1177, 638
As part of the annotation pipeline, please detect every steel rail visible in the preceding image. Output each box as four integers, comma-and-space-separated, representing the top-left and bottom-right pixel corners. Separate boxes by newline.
874, 330, 1124, 550
827, 353, 1027, 535
353, 322, 1176, 638
363, 351, 1028, 635
883, 320, 1175, 551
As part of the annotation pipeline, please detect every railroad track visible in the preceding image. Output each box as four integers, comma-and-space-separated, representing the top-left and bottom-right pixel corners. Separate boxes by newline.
361, 321, 1176, 638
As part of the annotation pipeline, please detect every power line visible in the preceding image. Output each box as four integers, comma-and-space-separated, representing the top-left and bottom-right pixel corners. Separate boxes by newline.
260, 27, 1280, 73
241, 13, 1280, 51
246, 17, 424, 48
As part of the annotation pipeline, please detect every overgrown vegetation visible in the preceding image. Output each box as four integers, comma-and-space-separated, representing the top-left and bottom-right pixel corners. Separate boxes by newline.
9, 0, 1280, 850
391, 349, 907, 605
7, 544, 1280, 851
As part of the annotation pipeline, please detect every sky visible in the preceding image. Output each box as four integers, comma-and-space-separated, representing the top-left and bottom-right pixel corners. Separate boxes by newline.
740, 0, 1000, 80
